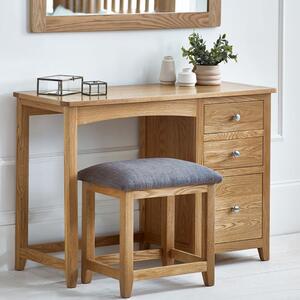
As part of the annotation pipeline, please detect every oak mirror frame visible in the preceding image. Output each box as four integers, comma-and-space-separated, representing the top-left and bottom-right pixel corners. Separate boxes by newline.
30, 0, 221, 32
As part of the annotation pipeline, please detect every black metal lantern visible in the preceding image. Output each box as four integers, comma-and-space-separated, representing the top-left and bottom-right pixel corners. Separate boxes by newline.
82, 81, 108, 96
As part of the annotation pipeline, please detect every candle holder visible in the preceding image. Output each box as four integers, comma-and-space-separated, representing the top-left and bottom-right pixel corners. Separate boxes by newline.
82, 80, 108, 96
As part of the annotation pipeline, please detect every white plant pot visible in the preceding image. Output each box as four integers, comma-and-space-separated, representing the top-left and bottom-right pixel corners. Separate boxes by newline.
177, 68, 197, 87
194, 65, 221, 86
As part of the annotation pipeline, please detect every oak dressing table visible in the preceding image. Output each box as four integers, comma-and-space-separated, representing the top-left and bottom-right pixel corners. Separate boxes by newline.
14, 82, 276, 288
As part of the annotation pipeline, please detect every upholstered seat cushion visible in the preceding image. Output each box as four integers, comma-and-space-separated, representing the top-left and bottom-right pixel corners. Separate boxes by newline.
78, 158, 222, 192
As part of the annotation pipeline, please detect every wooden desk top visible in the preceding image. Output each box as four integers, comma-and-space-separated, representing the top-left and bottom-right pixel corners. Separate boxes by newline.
14, 82, 276, 107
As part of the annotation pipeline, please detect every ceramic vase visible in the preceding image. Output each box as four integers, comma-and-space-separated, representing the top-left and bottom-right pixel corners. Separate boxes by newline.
177, 68, 197, 87
194, 65, 221, 86
159, 56, 176, 85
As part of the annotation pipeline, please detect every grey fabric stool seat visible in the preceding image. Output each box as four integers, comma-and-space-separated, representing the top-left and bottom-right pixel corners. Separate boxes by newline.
78, 158, 222, 191
79, 158, 222, 298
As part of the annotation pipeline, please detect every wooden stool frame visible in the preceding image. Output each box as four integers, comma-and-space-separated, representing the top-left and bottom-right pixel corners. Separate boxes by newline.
81, 182, 216, 298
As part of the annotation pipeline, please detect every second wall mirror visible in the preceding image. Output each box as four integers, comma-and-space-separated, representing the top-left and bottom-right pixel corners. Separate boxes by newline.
31, 0, 221, 32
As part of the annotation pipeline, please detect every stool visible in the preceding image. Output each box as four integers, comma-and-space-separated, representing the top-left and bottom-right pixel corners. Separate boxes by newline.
78, 158, 222, 298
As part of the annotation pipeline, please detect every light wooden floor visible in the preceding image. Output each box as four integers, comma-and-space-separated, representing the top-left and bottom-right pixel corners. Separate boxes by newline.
1, 233, 300, 300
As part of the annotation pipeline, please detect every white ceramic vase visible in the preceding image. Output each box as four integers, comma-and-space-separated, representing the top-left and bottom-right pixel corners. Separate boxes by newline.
194, 65, 221, 86
177, 68, 197, 87
159, 56, 176, 85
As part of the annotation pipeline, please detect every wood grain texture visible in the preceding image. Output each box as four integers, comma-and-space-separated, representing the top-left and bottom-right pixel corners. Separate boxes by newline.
205, 101, 264, 134
81, 182, 95, 284
64, 107, 79, 288
14, 82, 276, 107
215, 238, 264, 253
80, 181, 213, 295
86, 259, 119, 280
170, 249, 203, 263
135, 89, 273, 257
31, 0, 46, 32
204, 137, 263, 170
142, 116, 196, 251
131, 185, 207, 200
204, 130, 264, 142
259, 94, 271, 261
218, 166, 264, 177
209, 0, 221, 26
19, 97, 64, 113
138, 117, 149, 250
95, 249, 162, 265
27, 107, 60, 116
215, 174, 263, 244
29, 232, 143, 253
202, 185, 215, 286
194, 102, 205, 256
85, 182, 125, 199
19, 248, 65, 270
14, 84, 275, 284
119, 193, 134, 298
15, 102, 29, 271
161, 196, 175, 266
134, 262, 207, 281
77, 100, 197, 125
31, 0, 221, 32
194, 192, 204, 258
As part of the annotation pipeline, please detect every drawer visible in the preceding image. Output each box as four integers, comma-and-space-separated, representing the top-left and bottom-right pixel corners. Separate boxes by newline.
215, 174, 263, 244
204, 137, 263, 170
205, 101, 264, 134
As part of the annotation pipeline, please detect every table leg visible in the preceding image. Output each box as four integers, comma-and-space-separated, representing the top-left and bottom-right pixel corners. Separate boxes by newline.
15, 102, 29, 271
64, 107, 79, 288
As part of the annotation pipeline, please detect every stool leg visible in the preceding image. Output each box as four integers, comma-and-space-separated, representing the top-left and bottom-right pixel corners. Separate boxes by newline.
194, 192, 203, 258
202, 185, 215, 286
119, 193, 134, 298
161, 196, 175, 266
81, 183, 95, 284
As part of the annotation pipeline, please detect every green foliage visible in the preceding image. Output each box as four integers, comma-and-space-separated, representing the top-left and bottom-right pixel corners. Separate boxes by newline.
182, 33, 238, 66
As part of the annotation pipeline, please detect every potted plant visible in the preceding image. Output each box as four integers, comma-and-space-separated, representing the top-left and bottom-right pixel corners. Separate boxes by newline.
182, 33, 238, 86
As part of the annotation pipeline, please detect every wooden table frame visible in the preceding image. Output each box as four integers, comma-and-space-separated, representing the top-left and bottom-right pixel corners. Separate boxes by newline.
15, 95, 201, 288
14, 83, 275, 288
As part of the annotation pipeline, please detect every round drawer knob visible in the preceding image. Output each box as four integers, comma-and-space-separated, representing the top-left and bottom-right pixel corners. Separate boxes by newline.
232, 113, 241, 122
231, 205, 241, 213
232, 150, 241, 158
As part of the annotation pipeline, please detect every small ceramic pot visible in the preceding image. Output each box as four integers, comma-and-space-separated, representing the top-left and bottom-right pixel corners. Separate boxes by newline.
194, 65, 221, 86
159, 56, 176, 85
178, 68, 197, 87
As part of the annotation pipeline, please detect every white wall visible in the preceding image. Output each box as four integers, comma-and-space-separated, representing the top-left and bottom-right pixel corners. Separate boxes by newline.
0, 0, 299, 271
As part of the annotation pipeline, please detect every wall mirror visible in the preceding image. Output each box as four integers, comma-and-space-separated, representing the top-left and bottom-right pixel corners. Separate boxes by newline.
31, 0, 221, 32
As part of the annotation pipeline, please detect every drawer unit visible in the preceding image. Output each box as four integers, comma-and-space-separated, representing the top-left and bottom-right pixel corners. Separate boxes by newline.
205, 101, 264, 134
138, 87, 273, 259
215, 174, 263, 244
204, 137, 263, 170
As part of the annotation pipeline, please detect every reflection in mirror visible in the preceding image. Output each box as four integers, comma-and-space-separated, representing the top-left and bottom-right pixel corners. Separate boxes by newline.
46, 0, 208, 16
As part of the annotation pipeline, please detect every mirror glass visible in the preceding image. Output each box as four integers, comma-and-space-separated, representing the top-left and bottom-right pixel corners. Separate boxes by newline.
46, 0, 208, 16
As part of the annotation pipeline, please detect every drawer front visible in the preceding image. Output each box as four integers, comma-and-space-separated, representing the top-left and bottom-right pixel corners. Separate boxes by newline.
216, 174, 263, 244
205, 101, 264, 134
204, 137, 263, 170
